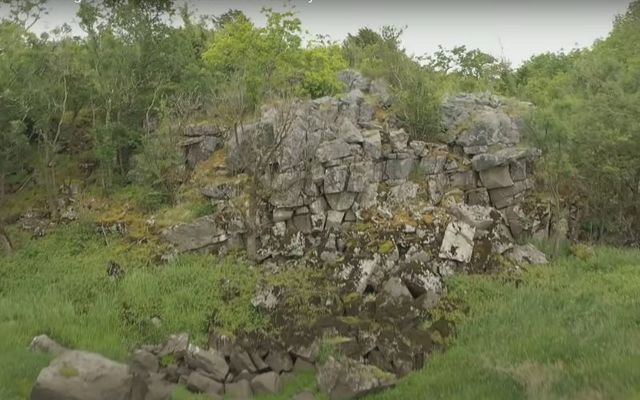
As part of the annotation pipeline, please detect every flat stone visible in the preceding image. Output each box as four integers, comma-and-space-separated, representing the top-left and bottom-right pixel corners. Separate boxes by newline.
316, 139, 352, 163
326, 192, 356, 211
471, 147, 541, 171
479, 165, 514, 189
385, 158, 414, 180
439, 221, 476, 263
273, 209, 294, 222
324, 165, 349, 194
163, 217, 227, 252
448, 170, 476, 190
489, 180, 528, 209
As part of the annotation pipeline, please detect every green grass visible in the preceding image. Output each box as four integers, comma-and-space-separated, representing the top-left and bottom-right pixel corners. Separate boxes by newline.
371, 247, 640, 400
0, 222, 265, 400
3, 221, 640, 400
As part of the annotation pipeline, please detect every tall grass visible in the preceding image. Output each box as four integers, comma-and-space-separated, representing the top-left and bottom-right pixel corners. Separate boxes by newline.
370, 247, 640, 400
0, 223, 264, 400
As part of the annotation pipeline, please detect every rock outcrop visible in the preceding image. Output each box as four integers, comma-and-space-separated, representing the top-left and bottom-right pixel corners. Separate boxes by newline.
160, 73, 549, 398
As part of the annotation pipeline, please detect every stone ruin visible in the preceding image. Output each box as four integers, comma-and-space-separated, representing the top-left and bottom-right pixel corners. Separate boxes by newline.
30, 72, 551, 400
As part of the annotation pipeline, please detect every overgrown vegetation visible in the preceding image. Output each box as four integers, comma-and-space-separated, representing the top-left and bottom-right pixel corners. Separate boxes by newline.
0, 224, 265, 399
2, 0, 638, 243
370, 247, 640, 400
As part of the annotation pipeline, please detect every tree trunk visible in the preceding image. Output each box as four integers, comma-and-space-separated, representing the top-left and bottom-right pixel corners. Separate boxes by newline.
245, 175, 259, 261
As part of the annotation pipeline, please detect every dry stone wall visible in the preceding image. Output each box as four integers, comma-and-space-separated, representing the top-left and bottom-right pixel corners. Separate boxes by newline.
158, 72, 551, 398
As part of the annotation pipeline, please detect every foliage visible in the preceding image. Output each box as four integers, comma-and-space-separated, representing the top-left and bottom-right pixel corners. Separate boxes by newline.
129, 120, 185, 206
514, 1, 640, 243
301, 43, 347, 98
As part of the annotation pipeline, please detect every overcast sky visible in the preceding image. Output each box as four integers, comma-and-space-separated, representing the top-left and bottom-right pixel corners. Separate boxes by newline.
10, 0, 634, 66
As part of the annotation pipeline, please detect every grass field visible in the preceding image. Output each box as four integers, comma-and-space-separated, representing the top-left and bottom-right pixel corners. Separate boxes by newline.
1, 223, 640, 399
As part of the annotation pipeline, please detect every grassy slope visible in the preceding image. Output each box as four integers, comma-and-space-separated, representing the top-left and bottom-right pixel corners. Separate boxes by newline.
0, 223, 265, 400
2, 222, 640, 400
372, 247, 640, 400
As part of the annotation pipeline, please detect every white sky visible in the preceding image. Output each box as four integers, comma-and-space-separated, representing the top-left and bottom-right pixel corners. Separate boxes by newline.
6, 0, 634, 66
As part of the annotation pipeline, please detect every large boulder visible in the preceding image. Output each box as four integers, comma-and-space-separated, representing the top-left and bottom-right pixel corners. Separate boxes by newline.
31, 351, 132, 400
317, 357, 396, 400
471, 147, 541, 172
163, 217, 227, 253
506, 243, 548, 265
441, 92, 530, 149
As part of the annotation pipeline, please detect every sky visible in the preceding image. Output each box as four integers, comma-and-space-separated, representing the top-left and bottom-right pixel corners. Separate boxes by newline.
7, 0, 634, 66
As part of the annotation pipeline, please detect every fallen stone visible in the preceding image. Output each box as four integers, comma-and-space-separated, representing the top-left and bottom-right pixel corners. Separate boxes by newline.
31, 351, 132, 400
225, 379, 253, 399
163, 217, 227, 252
317, 357, 396, 400
380, 277, 413, 303
251, 371, 283, 395
28, 335, 66, 355
186, 346, 229, 381
439, 221, 476, 263
130, 349, 159, 373
506, 243, 548, 265
265, 350, 293, 373
230, 347, 258, 374
159, 333, 190, 359
186, 371, 224, 397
